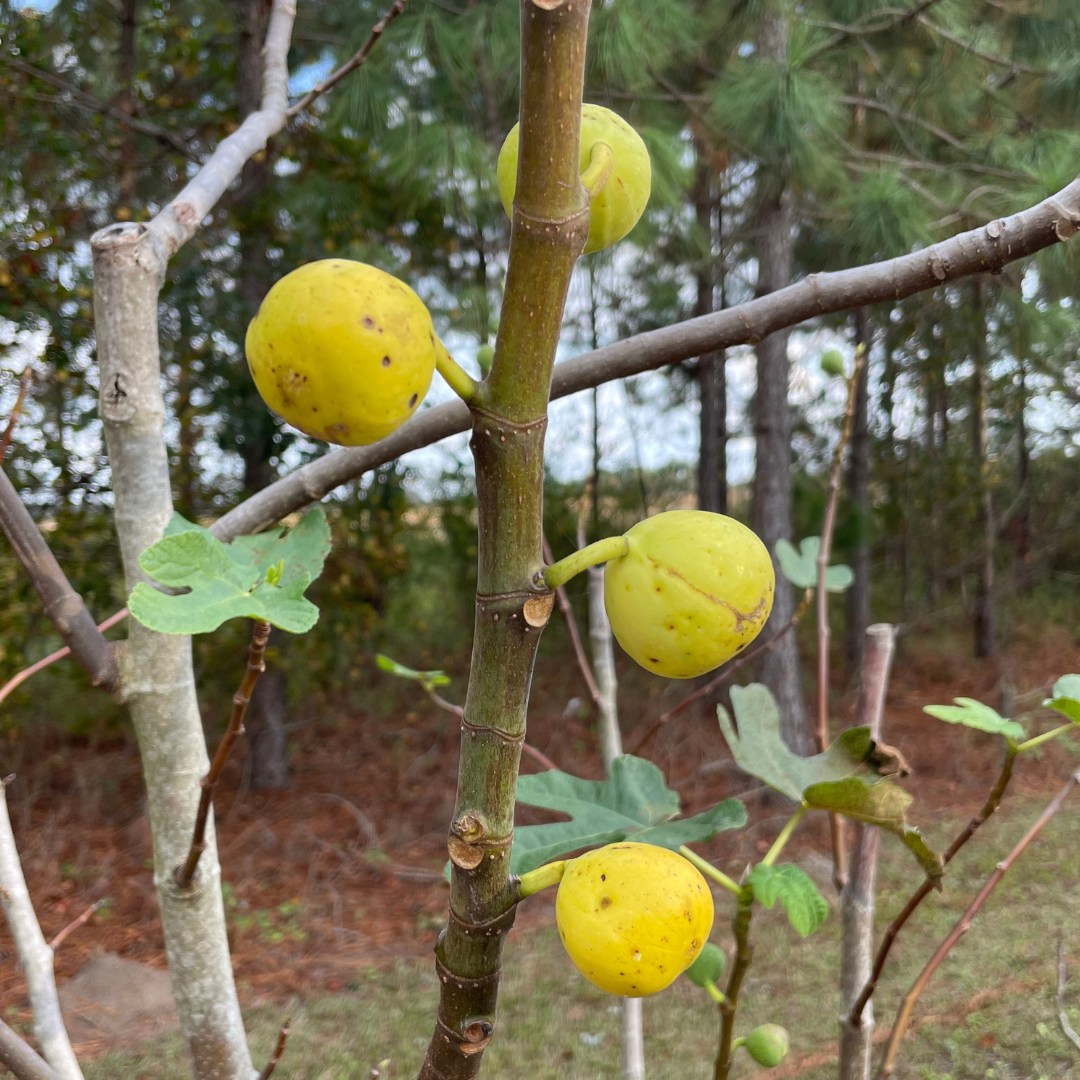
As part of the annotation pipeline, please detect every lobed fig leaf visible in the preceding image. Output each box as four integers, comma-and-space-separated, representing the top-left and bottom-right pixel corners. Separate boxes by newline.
1045, 675, 1080, 724
129, 508, 330, 635
603, 511, 774, 679
512, 755, 746, 876
684, 942, 726, 987
775, 536, 854, 592
555, 843, 712, 997
246, 259, 437, 446
497, 103, 651, 254
744, 1024, 790, 1068
747, 863, 828, 937
923, 698, 1025, 742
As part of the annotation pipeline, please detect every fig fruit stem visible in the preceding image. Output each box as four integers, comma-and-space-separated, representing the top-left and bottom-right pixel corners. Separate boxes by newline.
705, 981, 726, 1005
678, 846, 742, 897
541, 534, 629, 589
761, 806, 807, 868
516, 860, 567, 898
433, 337, 480, 402
580, 141, 615, 198
729, 1037, 746, 1052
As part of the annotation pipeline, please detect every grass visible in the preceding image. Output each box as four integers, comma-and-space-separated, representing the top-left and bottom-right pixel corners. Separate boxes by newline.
84, 796, 1080, 1080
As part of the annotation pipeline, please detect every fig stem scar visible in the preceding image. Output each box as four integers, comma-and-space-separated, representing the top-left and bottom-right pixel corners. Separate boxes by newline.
541, 534, 629, 589
678, 845, 742, 897
433, 336, 479, 402
517, 859, 567, 898
761, 806, 807, 868
580, 140, 615, 198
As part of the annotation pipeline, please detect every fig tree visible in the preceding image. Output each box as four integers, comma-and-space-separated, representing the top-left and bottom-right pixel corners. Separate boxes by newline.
245, 259, 436, 446
497, 103, 651, 254
555, 842, 713, 997
603, 510, 774, 679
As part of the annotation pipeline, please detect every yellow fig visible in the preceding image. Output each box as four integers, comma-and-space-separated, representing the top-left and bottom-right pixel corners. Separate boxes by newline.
555, 842, 713, 997
245, 259, 436, 446
604, 511, 774, 679
497, 103, 651, 254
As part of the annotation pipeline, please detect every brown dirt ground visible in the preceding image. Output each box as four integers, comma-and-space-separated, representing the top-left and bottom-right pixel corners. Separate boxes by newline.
0, 620, 1076, 1051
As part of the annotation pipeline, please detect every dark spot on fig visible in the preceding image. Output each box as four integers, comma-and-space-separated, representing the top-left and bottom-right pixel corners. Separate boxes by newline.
600, 874, 606, 881
409, 393, 418, 407
382, 356, 391, 367
649, 658, 659, 664
363, 316, 376, 328
600, 896, 612, 909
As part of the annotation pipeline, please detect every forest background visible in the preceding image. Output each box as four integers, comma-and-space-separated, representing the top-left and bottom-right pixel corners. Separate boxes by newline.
1, 0, 1080, 1074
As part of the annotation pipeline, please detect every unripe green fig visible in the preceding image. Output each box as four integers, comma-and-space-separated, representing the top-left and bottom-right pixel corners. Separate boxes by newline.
820, 349, 846, 377
246, 259, 436, 446
684, 942, 726, 988
476, 343, 495, 375
604, 511, 774, 679
497, 103, 651, 254
745, 1024, 789, 1068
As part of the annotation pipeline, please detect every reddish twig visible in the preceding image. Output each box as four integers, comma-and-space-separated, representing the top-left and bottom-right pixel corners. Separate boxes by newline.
257, 1016, 291, 1080
817, 344, 866, 893
626, 588, 812, 755
542, 535, 601, 706
286, 1, 407, 116
0, 369, 32, 466
874, 765, 1080, 1078
48, 898, 107, 952
175, 620, 272, 889
0, 609, 128, 708
849, 744, 1016, 1026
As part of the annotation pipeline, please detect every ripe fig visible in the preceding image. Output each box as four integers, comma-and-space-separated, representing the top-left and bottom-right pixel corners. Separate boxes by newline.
684, 942, 726, 988
497, 103, 651, 254
555, 842, 713, 998
744, 1024, 790, 1067
603, 511, 774, 679
245, 259, 436, 446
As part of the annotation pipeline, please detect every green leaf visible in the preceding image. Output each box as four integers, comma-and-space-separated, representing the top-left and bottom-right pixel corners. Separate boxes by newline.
803, 778, 943, 879
923, 698, 1026, 741
1045, 675, 1080, 724
774, 537, 853, 592
128, 508, 331, 635
747, 864, 828, 937
511, 755, 747, 876
718, 684, 893, 803
376, 653, 452, 691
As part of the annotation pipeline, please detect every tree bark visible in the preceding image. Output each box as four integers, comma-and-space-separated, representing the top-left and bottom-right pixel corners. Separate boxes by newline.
247, 666, 290, 789
93, 226, 255, 1080
972, 281, 994, 658
845, 309, 871, 673
838, 624, 895, 1080
694, 146, 726, 515
0, 786, 82, 1080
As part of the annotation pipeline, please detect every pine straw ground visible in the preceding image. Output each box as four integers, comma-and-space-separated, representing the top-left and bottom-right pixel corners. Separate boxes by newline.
0, 621, 1078, 1077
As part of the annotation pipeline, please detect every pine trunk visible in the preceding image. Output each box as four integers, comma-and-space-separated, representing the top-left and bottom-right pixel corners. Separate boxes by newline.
973, 282, 994, 658
845, 309, 871, 673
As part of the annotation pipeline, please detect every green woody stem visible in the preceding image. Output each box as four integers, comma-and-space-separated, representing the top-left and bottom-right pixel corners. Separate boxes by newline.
716, 887, 754, 1080
416, 3, 592, 1079
541, 535, 628, 589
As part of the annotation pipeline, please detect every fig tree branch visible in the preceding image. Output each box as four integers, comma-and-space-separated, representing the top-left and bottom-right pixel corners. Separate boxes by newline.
848, 738, 1018, 1025
0, 468, 118, 694
875, 764, 1080, 1079
287, 0, 408, 117
174, 620, 271, 890
0, 369, 32, 466
0, 56, 198, 161
212, 173, 1080, 542
716, 888, 755, 1080
0, 1019, 62, 1080
48, 899, 107, 953
257, 1016, 291, 1080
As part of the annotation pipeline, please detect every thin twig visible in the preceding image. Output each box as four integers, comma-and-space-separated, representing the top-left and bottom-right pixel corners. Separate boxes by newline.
174, 620, 271, 889
0, 56, 197, 160
48, 899, 106, 953
286, 1, 408, 116
875, 765, 1080, 1079
257, 1016, 291, 1080
627, 588, 812, 755
715, 888, 754, 1080
849, 744, 1017, 1025
542, 535, 601, 706
817, 344, 867, 893
0, 610, 128, 708
0, 370, 32, 466
1058, 937, 1080, 1052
